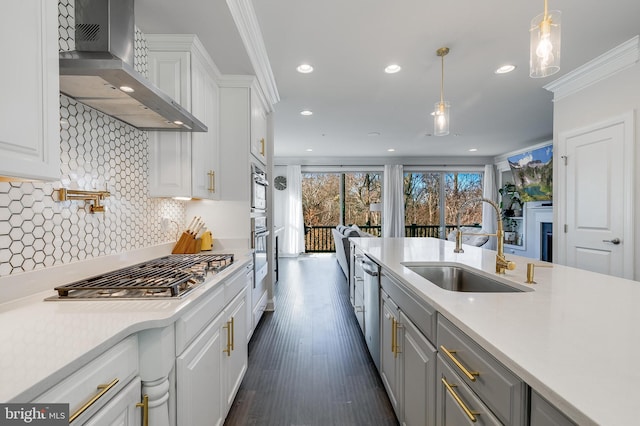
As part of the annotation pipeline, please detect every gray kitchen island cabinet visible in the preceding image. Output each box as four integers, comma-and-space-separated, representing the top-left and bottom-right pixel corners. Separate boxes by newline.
437, 315, 528, 425
436, 355, 502, 425
380, 270, 437, 426
530, 391, 577, 426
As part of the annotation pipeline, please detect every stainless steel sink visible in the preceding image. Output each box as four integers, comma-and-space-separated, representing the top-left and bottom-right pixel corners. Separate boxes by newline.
403, 264, 527, 293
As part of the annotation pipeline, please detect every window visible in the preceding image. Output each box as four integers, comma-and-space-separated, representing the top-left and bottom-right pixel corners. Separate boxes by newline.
404, 171, 483, 238
302, 171, 381, 251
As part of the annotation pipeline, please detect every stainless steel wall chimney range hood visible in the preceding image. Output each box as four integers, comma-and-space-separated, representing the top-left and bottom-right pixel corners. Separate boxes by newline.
59, 0, 207, 132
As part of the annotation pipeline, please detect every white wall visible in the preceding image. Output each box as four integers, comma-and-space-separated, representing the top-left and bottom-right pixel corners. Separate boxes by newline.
185, 200, 250, 250
552, 60, 640, 279
272, 165, 287, 230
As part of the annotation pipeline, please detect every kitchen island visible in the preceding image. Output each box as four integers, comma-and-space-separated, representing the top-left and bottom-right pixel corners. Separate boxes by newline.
351, 237, 640, 426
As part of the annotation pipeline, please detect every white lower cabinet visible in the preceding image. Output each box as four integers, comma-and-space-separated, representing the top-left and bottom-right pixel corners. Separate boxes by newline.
176, 310, 226, 426
222, 289, 248, 411
84, 377, 142, 426
175, 267, 249, 424
33, 335, 140, 425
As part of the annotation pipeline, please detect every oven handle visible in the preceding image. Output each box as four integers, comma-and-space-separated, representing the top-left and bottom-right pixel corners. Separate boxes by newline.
255, 230, 270, 238
253, 175, 269, 186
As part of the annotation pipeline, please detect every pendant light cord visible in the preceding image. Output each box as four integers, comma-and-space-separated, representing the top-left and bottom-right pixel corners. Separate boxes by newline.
440, 53, 444, 105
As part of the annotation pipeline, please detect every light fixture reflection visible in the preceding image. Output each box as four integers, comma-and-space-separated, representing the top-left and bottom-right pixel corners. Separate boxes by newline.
434, 47, 450, 136
530, 0, 561, 78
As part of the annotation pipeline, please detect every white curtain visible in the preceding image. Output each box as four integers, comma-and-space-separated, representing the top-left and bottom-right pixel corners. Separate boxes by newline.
482, 164, 497, 250
282, 165, 305, 256
383, 164, 405, 237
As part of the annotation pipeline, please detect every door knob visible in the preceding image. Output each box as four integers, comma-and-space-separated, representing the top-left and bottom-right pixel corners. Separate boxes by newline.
603, 238, 621, 245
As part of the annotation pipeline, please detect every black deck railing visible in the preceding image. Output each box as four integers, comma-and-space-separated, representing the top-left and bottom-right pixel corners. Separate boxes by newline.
304, 224, 479, 253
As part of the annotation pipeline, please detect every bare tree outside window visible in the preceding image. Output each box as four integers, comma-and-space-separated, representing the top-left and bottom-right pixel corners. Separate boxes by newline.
302, 173, 340, 226
345, 172, 382, 226
404, 172, 483, 238
444, 172, 483, 225
404, 173, 441, 226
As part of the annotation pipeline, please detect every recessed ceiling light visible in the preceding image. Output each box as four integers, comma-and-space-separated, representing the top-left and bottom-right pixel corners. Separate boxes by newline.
306, 148, 313, 152
173, 120, 184, 125
384, 64, 402, 74
297, 64, 314, 73
119, 85, 135, 93
300, 110, 313, 116
469, 148, 478, 152
368, 131, 381, 137
495, 65, 516, 74
387, 148, 396, 152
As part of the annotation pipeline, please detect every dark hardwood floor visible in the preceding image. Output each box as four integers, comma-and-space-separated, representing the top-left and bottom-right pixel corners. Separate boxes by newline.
224, 254, 398, 426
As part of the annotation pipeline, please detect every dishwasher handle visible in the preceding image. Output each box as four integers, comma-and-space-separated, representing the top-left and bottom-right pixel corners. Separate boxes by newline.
361, 258, 379, 276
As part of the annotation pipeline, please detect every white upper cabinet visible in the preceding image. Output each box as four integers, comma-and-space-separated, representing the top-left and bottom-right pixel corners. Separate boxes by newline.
146, 35, 220, 200
250, 88, 267, 165
0, 1, 60, 180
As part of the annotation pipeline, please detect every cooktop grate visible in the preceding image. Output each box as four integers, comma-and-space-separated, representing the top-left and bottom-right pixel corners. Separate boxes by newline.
52, 254, 234, 299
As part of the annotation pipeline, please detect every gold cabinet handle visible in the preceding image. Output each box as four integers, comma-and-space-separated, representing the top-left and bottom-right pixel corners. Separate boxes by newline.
393, 319, 402, 357
440, 345, 479, 381
223, 321, 232, 356
207, 170, 215, 192
69, 378, 119, 422
230, 316, 235, 351
136, 394, 149, 426
442, 377, 478, 423
260, 138, 265, 156
390, 316, 396, 356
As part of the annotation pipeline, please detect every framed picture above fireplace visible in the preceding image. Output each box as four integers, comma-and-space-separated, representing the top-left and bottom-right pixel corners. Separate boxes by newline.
508, 144, 553, 202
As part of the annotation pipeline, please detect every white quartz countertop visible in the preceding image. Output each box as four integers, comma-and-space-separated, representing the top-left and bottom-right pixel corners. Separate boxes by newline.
0, 246, 251, 403
351, 237, 640, 426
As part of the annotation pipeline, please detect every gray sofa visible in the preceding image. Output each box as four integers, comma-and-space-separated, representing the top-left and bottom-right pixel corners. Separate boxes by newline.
332, 225, 376, 278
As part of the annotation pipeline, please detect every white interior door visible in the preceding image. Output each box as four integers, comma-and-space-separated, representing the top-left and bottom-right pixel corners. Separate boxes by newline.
561, 114, 634, 278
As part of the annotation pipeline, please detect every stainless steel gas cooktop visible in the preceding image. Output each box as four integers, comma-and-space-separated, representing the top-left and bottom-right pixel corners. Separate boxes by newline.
46, 254, 234, 300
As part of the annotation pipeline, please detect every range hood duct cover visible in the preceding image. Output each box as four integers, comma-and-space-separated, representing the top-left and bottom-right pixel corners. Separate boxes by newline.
59, 0, 207, 132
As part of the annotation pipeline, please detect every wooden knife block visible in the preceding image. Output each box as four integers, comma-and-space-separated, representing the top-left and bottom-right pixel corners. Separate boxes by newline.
172, 232, 202, 254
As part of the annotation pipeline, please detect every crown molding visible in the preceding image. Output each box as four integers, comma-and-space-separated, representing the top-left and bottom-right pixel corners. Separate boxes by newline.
544, 35, 639, 101
226, 0, 280, 111
274, 156, 493, 168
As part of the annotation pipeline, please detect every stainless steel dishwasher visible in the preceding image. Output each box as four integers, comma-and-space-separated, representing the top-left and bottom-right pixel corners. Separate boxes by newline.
361, 256, 381, 372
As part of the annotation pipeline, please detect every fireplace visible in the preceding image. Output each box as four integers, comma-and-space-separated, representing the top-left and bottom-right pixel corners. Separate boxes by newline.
540, 222, 553, 262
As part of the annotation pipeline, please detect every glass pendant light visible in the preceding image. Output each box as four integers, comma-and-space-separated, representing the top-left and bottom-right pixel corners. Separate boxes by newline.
434, 47, 450, 136
530, 0, 561, 78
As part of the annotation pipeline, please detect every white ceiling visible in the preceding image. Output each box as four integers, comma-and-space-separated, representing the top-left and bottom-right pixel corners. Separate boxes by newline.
136, 0, 640, 161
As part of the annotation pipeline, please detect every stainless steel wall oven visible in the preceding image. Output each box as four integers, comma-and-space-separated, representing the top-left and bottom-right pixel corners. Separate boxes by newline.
252, 215, 269, 285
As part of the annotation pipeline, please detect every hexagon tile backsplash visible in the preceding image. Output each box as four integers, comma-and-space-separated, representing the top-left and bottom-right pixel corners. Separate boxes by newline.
0, 0, 185, 277
0, 94, 186, 277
